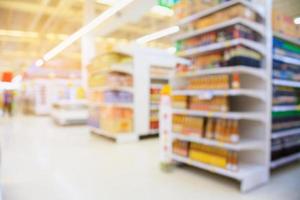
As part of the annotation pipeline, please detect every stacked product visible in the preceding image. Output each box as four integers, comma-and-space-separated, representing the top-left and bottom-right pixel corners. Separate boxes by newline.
272, 10, 300, 40
161, 0, 269, 191
173, 115, 239, 143
272, 135, 300, 162
178, 25, 260, 51
176, 46, 262, 74
88, 52, 134, 135
173, 140, 238, 171
149, 66, 172, 133
271, 15, 300, 168
150, 86, 162, 132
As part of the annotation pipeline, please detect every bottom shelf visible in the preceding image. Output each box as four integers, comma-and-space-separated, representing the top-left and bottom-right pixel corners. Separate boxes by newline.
90, 127, 138, 143
171, 154, 265, 181
271, 152, 300, 169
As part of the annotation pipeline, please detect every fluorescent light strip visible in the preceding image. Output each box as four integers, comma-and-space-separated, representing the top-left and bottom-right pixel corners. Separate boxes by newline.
136, 26, 180, 44
43, 0, 134, 61
294, 17, 300, 25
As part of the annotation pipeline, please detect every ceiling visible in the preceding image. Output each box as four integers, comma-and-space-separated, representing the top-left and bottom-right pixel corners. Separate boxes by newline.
0, 0, 173, 74
0, 0, 298, 75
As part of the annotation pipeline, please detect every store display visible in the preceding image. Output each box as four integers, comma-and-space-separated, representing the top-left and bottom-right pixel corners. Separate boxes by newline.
178, 24, 260, 51
172, 140, 238, 171
176, 46, 262, 74
160, 0, 269, 192
149, 66, 172, 133
271, 11, 300, 168
88, 52, 134, 134
172, 115, 239, 143
272, 10, 300, 40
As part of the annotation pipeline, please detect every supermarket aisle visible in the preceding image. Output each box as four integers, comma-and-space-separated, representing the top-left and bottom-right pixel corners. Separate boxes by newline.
0, 116, 300, 200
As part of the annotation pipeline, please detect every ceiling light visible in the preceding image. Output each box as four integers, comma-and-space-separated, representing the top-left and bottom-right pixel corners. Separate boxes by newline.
43, 0, 134, 61
0, 30, 38, 38
294, 17, 300, 25
151, 5, 174, 16
136, 26, 180, 44
35, 59, 44, 67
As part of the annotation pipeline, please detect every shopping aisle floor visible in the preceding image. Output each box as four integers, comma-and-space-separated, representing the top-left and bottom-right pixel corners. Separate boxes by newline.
0, 116, 299, 200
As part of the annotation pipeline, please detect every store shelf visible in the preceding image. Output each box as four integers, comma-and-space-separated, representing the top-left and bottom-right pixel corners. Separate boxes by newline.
172, 133, 263, 151
273, 79, 300, 88
271, 152, 300, 169
172, 89, 266, 102
178, 0, 264, 26
178, 38, 265, 57
273, 54, 300, 66
173, 108, 265, 122
272, 128, 300, 139
175, 18, 264, 41
272, 105, 300, 112
90, 127, 138, 143
90, 86, 133, 93
171, 154, 265, 181
273, 32, 300, 46
90, 102, 133, 109
175, 66, 267, 80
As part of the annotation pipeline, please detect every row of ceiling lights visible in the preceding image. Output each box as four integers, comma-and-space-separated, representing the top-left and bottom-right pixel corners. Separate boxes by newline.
34, 0, 178, 67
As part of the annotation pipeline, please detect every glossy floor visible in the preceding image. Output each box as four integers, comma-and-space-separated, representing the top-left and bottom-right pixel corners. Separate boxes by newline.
0, 116, 300, 200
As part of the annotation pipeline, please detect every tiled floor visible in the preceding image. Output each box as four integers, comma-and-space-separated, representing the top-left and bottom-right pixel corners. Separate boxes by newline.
0, 116, 299, 200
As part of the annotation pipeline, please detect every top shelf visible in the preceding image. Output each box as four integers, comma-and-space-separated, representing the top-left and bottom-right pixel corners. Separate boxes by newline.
174, 18, 264, 41
273, 32, 300, 46
178, 0, 264, 26
177, 38, 265, 57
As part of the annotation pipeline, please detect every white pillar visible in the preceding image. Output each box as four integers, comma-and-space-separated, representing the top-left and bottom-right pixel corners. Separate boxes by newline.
81, 0, 96, 90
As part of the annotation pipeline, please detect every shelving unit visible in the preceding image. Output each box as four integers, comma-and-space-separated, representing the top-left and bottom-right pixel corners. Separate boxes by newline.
149, 67, 172, 135
51, 100, 88, 125
160, 0, 271, 192
88, 46, 181, 143
271, 30, 300, 168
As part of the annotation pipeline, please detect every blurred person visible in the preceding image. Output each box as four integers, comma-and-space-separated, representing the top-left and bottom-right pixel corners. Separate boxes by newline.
3, 90, 14, 117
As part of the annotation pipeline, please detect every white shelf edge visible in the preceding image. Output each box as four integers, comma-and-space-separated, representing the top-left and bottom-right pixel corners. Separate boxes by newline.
178, 0, 264, 26
272, 128, 300, 139
172, 108, 265, 122
89, 86, 133, 93
271, 152, 300, 169
273, 79, 300, 88
273, 32, 300, 46
175, 18, 264, 41
90, 127, 138, 143
172, 133, 263, 151
273, 54, 300, 66
172, 89, 266, 102
178, 38, 265, 57
171, 154, 265, 181
175, 66, 267, 80
272, 105, 300, 112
